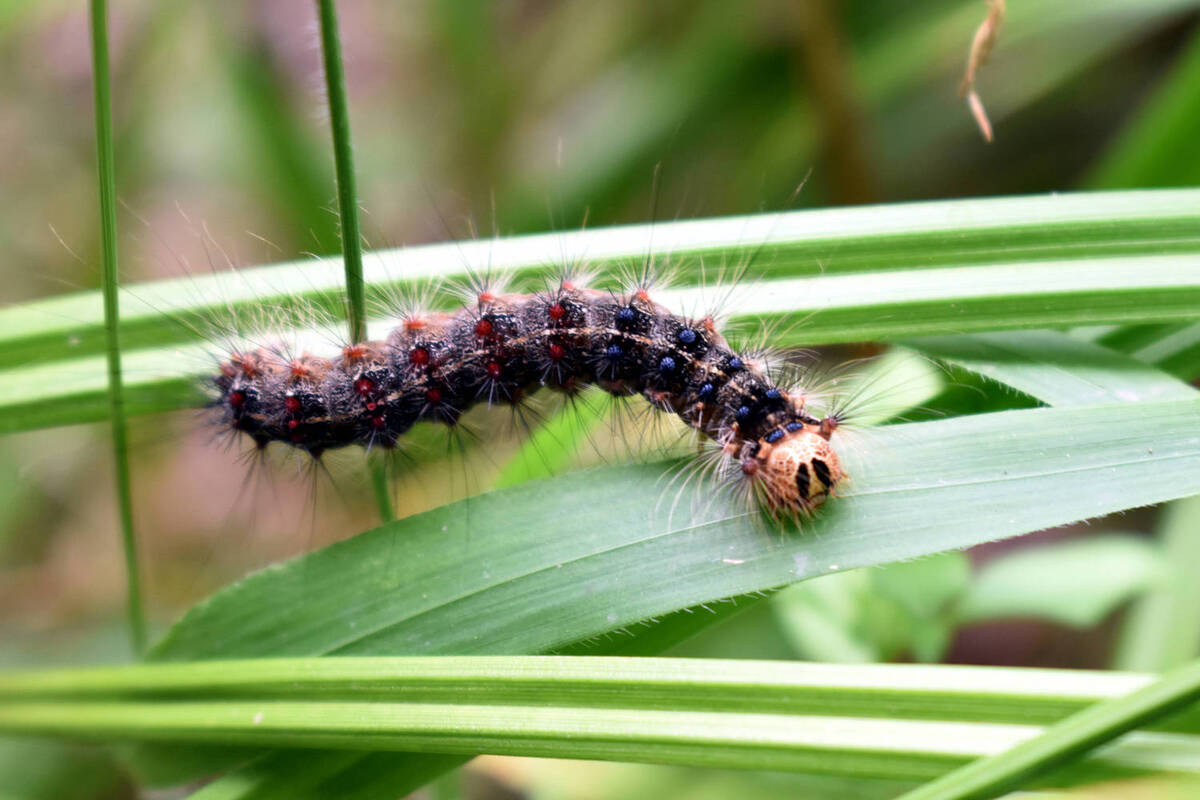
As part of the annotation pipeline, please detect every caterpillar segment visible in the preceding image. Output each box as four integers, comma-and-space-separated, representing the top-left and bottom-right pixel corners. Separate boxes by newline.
214, 282, 845, 514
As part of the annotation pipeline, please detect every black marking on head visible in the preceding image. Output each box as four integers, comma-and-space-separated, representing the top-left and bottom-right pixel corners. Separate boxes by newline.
795, 463, 811, 501
811, 458, 833, 490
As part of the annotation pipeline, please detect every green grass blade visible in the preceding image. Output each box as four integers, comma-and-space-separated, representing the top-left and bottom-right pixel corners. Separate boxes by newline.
906, 331, 1198, 407
3, 250, 1200, 435
315, 0, 366, 344
5, 658, 1200, 784
13, 700, 1197, 783
896, 658, 1200, 800
0, 657, 1195, 731
313, 0, 395, 522
2, 190, 1198, 373
146, 400, 1200, 663
89, 0, 145, 655
93, 397, 1200, 785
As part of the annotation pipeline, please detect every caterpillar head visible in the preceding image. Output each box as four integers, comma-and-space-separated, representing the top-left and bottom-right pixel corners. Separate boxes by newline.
747, 421, 844, 514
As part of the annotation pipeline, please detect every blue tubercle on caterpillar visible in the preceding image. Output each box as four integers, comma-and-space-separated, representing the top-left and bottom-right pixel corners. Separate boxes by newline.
213, 277, 846, 516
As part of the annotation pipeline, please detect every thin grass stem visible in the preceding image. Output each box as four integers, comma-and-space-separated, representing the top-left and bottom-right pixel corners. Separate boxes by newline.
316, 0, 390, 521
315, 0, 366, 343
89, 0, 146, 655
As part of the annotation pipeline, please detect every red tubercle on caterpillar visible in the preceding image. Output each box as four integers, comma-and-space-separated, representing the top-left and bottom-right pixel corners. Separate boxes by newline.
228, 352, 261, 378
210, 282, 852, 520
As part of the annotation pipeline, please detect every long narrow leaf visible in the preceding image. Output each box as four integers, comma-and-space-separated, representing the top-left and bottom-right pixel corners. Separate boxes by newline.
103, 397, 1200, 785
6, 701, 1200, 783
3, 254, 1200, 434
5, 659, 1200, 785
3, 190, 1199, 372
1, 657, 1196, 733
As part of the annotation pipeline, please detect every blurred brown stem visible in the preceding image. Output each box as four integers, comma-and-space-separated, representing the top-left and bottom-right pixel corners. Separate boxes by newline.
789, 0, 875, 204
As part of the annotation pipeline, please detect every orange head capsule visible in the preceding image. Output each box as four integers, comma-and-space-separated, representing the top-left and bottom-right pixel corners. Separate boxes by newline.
754, 426, 844, 513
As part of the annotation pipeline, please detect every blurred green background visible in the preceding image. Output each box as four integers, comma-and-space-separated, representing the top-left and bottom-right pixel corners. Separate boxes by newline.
3, 1, 1200, 797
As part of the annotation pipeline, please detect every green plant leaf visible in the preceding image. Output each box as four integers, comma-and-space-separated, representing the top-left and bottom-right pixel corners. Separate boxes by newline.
957, 535, 1163, 629
82, 396, 1198, 786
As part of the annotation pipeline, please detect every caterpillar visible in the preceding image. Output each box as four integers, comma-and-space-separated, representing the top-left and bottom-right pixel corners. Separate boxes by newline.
213, 275, 846, 516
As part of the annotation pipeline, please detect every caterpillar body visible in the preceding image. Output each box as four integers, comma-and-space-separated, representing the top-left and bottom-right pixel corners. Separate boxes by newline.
215, 278, 845, 515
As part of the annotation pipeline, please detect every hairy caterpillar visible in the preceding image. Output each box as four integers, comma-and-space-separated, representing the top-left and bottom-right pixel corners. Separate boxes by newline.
214, 273, 846, 516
